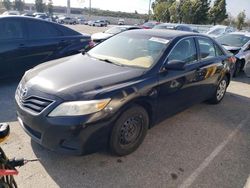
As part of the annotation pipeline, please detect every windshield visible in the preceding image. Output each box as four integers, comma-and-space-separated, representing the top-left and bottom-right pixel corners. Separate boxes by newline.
88, 33, 169, 69
217, 34, 250, 47
207, 28, 225, 36
104, 27, 127, 34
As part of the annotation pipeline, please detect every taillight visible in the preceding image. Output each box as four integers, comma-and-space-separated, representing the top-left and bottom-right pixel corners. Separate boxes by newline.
228, 56, 236, 63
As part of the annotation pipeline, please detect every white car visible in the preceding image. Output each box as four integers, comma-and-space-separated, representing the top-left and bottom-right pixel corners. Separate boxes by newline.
217, 32, 250, 77
206, 25, 235, 38
2, 11, 20, 15
57, 17, 78, 24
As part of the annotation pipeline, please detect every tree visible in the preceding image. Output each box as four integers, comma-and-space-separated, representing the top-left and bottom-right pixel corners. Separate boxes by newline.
181, 0, 195, 24
35, 0, 45, 12
2, 0, 12, 10
152, 0, 175, 22
236, 11, 246, 30
14, 0, 24, 11
209, 0, 228, 25
47, 0, 53, 15
192, 0, 210, 24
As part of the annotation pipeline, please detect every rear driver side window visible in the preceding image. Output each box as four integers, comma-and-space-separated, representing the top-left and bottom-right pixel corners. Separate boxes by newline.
198, 38, 216, 59
27, 21, 61, 39
168, 38, 198, 65
0, 20, 24, 40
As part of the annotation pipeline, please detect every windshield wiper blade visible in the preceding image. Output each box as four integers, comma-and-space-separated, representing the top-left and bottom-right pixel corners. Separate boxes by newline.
221, 43, 229, 46
100, 58, 124, 67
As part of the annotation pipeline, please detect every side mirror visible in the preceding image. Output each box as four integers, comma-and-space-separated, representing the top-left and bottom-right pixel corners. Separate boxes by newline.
163, 60, 186, 71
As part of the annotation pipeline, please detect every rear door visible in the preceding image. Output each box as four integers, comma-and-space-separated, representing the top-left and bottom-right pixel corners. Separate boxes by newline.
0, 18, 26, 78
19, 20, 64, 72
194, 37, 226, 99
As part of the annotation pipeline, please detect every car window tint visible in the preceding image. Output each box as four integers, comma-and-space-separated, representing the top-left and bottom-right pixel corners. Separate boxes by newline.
56, 24, 80, 36
214, 44, 224, 56
168, 38, 198, 64
0, 19, 24, 40
27, 21, 61, 39
198, 38, 216, 59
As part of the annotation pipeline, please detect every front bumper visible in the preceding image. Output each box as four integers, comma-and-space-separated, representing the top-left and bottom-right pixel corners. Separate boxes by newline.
15, 86, 116, 155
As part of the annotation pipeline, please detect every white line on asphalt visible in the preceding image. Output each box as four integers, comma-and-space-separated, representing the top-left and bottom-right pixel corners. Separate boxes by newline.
179, 118, 249, 188
244, 175, 250, 188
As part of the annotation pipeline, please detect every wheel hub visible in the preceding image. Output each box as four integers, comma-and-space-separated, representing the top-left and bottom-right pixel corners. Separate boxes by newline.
120, 116, 142, 145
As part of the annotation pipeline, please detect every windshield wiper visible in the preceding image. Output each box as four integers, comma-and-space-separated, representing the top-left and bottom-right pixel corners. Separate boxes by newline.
221, 43, 229, 46
99, 58, 125, 67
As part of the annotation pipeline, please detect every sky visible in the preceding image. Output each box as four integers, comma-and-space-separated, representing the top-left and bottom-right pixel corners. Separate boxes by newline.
25, 0, 250, 18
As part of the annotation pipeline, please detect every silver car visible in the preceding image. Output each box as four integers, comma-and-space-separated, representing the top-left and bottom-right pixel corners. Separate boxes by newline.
217, 32, 250, 77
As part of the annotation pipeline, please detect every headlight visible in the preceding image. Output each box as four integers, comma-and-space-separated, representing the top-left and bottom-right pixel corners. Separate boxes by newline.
49, 99, 111, 117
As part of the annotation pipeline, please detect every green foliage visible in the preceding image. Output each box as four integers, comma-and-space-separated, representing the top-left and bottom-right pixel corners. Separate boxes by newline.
209, 0, 228, 25
192, 0, 210, 24
236, 11, 246, 30
83, 8, 148, 20
47, 0, 53, 15
2, 0, 11, 10
35, 0, 46, 12
153, 1, 171, 22
14, 0, 24, 11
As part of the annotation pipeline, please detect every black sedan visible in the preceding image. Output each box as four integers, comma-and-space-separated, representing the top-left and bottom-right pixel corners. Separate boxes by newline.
15, 29, 235, 156
0, 16, 91, 79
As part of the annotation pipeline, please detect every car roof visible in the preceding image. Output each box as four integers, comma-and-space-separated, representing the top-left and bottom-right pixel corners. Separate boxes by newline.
0, 15, 48, 21
230, 32, 250, 37
124, 29, 206, 40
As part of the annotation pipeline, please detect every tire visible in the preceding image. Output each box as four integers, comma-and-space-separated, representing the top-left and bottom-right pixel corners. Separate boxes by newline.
110, 105, 149, 156
207, 76, 228, 104
233, 60, 242, 77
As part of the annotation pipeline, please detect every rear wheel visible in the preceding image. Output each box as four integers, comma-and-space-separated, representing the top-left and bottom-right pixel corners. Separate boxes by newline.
207, 76, 228, 104
110, 105, 149, 156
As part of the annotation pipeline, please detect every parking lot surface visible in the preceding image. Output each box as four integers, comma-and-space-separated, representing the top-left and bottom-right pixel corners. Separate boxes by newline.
0, 25, 250, 188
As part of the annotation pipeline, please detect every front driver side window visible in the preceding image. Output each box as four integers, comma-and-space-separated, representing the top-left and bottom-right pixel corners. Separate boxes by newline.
168, 38, 198, 65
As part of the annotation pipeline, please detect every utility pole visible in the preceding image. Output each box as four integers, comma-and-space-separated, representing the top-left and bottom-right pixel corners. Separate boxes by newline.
67, 0, 70, 16
89, 0, 91, 18
148, 0, 151, 21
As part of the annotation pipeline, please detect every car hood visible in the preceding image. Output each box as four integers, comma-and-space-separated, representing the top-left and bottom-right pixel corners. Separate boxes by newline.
23, 54, 145, 100
91, 32, 113, 40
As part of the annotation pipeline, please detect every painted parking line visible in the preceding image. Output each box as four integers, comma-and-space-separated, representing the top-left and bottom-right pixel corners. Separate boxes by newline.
179, 117, 249, 188
244, 175, 250, 188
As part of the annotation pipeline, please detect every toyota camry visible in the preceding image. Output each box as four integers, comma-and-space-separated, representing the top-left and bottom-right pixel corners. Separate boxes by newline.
15, 29, 235, 156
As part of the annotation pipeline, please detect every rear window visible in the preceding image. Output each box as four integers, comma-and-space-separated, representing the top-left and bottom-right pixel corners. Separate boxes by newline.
0, 19, 24, 40
26, 20, 62, 39
56, 24, 81, 36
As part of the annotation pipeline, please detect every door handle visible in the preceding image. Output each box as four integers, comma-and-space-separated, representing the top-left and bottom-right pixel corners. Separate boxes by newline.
19, 44, 27, 49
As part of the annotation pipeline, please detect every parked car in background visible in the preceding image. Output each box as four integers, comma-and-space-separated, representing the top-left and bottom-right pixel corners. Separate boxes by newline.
217, 32, 250, 77
16, 29, 235, 156
206, 25, 235, 38
21, 12, 34, 17
0, 16, 91, 79
141, 21, 160, 29
94, 20, 108, 27
91, 25, 141, 43
33, 12, 47, 17
118, 19, 125, 25
35, 14, 52, 22
57, 16, 77, 25
2, 11, 20, 15
77, 17, 85, 24
153, 23, 197, 32
88, 20, 95, 26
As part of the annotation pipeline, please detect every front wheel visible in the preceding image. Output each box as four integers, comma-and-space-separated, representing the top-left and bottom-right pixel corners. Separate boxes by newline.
207, 76, 228, 104
110, 105, 149, 156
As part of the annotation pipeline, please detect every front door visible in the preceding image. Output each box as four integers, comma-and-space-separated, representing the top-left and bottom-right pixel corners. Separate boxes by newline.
157, 37, 203, 121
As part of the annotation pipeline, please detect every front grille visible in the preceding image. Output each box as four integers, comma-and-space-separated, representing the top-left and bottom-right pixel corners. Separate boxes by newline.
16, 83, 54, 115
19, 96, 54, 114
